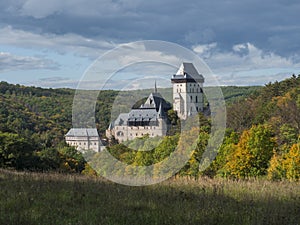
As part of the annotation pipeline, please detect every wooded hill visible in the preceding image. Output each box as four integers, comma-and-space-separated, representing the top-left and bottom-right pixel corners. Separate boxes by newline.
0, 76, 299, 180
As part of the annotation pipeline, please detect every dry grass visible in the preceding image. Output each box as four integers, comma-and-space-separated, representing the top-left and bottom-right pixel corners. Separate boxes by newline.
0, 169, 299, 225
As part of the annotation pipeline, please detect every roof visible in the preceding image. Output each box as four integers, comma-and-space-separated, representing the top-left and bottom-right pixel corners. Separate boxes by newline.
128, 108, 158, 122
108, 89, 170, 128
65, 128, 99, 137
114, 113, 129, 126
171, 62, 204, 83
140, 92, 171, 111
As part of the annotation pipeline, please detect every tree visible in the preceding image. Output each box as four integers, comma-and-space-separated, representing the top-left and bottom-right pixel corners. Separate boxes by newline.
268, 142, 300, 181
223, 125, 276, 178
37, 148, 61, 170
59, 146, 86, 173
284, 143, 300, 181
0, 131, 35, 169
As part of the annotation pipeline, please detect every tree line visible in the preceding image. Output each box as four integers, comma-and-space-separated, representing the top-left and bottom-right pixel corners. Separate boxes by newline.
0, 76, 299, 180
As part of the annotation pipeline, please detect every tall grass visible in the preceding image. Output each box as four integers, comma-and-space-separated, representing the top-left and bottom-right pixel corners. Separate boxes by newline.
0, 169, 299, 225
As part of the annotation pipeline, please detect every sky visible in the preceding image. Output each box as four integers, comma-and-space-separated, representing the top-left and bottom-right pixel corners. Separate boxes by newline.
0, 0, 300, 88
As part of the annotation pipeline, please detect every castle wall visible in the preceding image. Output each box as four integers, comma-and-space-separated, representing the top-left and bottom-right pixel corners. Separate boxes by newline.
66, 136, 100, 152
112, 118, 167, 142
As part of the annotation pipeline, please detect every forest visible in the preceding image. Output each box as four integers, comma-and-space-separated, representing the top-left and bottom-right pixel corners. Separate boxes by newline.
0, 75, 299, 181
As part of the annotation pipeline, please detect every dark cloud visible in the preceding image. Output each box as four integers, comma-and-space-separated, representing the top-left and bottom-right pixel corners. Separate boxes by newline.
0, 0, 300, 60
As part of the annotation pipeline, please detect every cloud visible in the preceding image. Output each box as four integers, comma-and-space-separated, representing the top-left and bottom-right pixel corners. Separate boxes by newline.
192, 42, 300, 85
18, 0, 125, 19
0, 26, 116, 59
0, 52, 59, 71
1, 0, 300, 87
0, 0, 299, 60
232, 43, 248, 53
0, 0, 298, 56
194, 42, 299, 73
29, 76, 78, 88
193, 43, 217, 56
215, 70, 296, 86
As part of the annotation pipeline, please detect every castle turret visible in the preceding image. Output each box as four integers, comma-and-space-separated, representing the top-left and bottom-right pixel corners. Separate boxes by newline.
171, 62, 204, 120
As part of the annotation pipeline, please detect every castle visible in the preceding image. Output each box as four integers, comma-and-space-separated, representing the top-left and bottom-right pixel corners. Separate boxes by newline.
106, 62, 205, 142
65, 128, 104, 152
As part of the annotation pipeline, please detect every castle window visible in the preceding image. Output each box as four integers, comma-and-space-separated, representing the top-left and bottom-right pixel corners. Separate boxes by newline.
196, 96, 198, 103
117, 131, 124, 136
190, 96, 192, 101
196, 107, 198, 112
95, 142, 97, 145
136, 133, 138, 136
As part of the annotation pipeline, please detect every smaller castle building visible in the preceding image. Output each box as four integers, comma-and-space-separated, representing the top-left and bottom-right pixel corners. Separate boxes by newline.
65, 128, 102, 152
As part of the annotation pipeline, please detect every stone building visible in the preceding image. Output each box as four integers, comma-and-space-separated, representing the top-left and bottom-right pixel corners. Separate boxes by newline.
106, 89, 171, 142
171, 62, 205, 120
65, 128, 102, 152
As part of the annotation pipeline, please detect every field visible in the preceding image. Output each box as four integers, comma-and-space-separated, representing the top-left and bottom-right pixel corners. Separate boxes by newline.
0, 169, 299, 225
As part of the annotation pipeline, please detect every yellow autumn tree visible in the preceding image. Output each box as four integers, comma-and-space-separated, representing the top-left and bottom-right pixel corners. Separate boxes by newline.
267, 152, 285, 180
268, 142, 300, 181
223, 124, 276, 178
284, 143, 300, 181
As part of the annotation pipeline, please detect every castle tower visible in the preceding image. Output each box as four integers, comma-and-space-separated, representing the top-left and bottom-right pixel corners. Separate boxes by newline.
171, 62, 204, 120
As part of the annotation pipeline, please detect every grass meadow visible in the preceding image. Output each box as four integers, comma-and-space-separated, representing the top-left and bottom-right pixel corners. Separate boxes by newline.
0, 169, 299, 225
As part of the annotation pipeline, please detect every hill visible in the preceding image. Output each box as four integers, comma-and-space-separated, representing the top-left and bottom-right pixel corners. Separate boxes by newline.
0, 76, 299, 181
0, 81, 261, 138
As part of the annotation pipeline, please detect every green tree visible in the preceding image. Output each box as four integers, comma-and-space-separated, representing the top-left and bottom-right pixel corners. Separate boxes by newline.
37, 148, 61, 170
0, 131, 35, 169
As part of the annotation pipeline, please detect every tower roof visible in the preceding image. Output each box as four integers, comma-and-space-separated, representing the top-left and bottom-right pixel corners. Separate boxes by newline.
141, 92, 171, 111
171, 62, 204, 83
